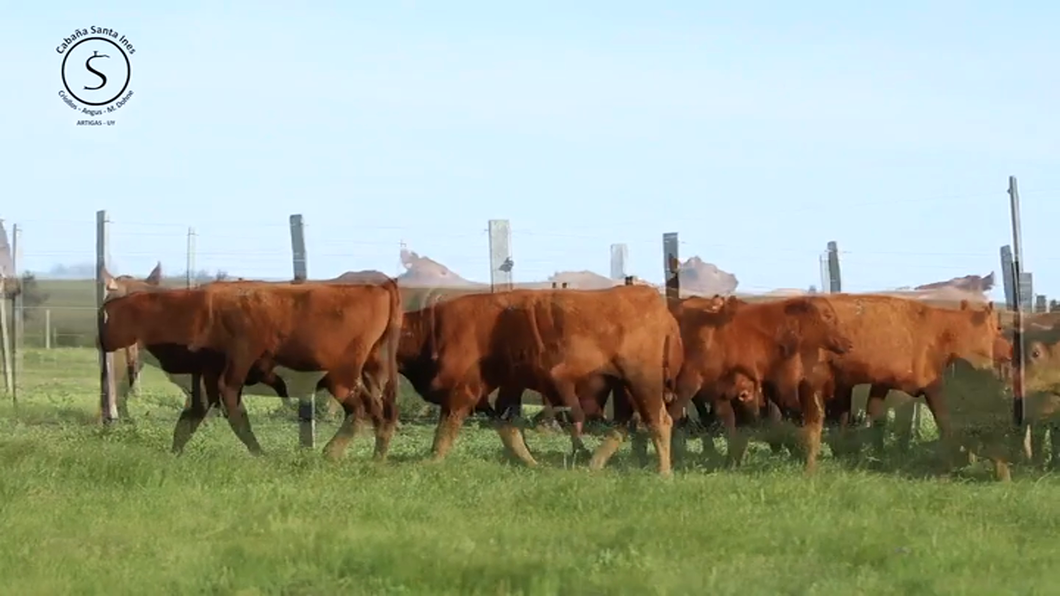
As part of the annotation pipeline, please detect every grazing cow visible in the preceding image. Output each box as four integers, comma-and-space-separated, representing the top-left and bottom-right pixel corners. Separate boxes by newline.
814, 296, 1010, 465
668, 295, 853, 473
390, 285, 682, 475
100, 281, 403, 459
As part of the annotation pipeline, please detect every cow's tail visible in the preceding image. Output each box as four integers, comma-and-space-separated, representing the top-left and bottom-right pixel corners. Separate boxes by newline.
662, 326, 683, 404
384, 277, 403, 409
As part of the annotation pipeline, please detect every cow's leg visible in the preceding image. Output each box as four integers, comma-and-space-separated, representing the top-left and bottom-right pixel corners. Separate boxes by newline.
920, 382, 959, 470
126, 346, 141, 397
369, 371, 400, 462
617, 385, 653, 466
493, 385, 539, 467
377, 391, 400, 461
689, 393, 721, 458
588, 418, 629, 472
589, 378, 648, 472
865, 385, 891, 455
667, 370, 704, 465
546, 364, 594, 460
760, 397, 788, 455
892, 398, 917, 452
825, 381, 860, 458
218, 361, 264, 455
354, 364, 398, 462
626, 380, 673, 477
797, 380, 826, 475
431, 386, 476, 462
714, 399, 751, 468
1047, 416, 1060, 470
319, 371, 372, 460
322, 387, 369, 461
171, 370, 220, 454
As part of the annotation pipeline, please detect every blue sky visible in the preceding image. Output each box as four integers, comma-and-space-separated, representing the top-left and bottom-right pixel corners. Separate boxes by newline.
4, 1, 1059, 298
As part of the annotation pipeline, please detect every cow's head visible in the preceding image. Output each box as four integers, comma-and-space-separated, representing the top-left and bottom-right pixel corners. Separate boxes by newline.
102, 262, 163, 300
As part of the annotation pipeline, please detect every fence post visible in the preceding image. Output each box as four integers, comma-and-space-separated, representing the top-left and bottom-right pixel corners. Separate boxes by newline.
0, 271, 10, 395
488, 219, 513, 293
289, 214, 313, 448
610, 243, 628, 281
11, 225, 22, 401
826, 241, 842, 293
44, 309, 51, 350
663, 233, 679, 300
185, 227, 196, 288
96, 210, 118, 424
1000, 246, 1015, 307
1007, 176, 1029, 443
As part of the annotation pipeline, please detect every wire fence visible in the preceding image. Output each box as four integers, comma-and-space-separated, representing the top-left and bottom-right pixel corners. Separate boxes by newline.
1, 210, 1057, 412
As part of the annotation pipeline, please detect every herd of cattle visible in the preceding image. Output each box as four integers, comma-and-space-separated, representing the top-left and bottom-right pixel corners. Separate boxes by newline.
96, 267, 1060, 481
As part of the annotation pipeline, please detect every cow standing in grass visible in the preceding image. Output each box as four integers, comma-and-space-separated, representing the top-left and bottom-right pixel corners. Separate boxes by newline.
667, 295, 853, 474
101, 268, 293, 420
808, 296, 1011, 467
100, 280, 403, 459
386, 285, 682, 475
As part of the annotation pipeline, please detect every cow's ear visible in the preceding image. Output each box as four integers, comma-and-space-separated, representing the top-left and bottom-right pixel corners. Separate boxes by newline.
146, 262, 163, 285
708, 295, 726, 311
105, 277, 119, 293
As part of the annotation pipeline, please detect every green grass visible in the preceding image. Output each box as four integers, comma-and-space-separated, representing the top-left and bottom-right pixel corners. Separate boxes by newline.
2, 349, 1060, 595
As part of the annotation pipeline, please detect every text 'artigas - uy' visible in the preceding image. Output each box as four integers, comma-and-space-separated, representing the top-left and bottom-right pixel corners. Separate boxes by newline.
56, 27, 137, 126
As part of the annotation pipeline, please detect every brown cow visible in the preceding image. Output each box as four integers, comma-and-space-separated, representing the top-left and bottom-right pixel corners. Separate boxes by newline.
101, 263, 164, 411
103, 272, 294, 418
391, 285, 682, 475
813, 296, 1010, 465
101, 281, 403, 459
668, 295, 853, 473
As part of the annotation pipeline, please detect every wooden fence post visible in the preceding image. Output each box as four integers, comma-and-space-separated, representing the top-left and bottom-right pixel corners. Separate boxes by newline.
610, 243, 628, 281
1007, 176, 1030, 449
11, 225, 22, 402
826, 241, 842, 293
44, 309, 51, 350
96, 210, 118, 424
663, 233, 679, 300
289, 214, 314, 448
0, 271, 10, 395
488, 219, 513, 293
185, 227, 196, 289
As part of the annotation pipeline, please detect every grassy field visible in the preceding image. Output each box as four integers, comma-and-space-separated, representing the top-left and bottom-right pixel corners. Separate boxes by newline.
2, 348, 1060, 595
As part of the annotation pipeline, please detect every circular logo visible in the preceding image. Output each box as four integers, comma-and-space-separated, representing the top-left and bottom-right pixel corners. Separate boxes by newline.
61, 37, 131, 107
